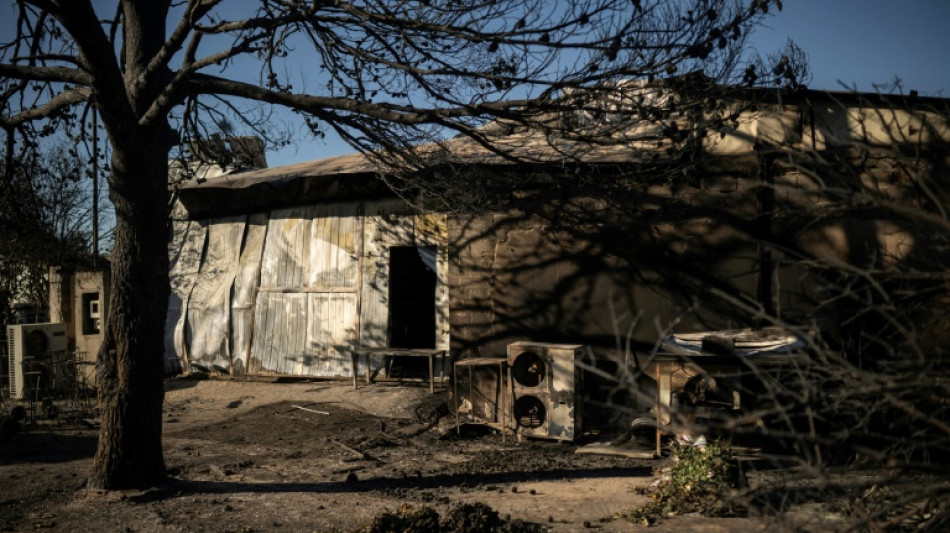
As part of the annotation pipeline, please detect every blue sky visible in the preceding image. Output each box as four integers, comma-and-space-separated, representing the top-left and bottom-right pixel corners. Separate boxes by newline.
2, 2, 947, 167
267, 0, 950, 166
750, 0, 950, 95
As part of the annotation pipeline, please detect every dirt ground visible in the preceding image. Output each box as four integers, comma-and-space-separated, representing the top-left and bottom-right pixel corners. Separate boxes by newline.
1, 377, 854, 532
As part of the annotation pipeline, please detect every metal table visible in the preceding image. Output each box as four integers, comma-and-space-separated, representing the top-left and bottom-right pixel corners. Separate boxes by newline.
651, 351, 808, 456
349, 347, 449, 393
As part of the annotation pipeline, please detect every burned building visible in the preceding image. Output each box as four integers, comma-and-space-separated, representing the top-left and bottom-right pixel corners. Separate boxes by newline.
48, 261, 110, 381
165, 86, 950, 429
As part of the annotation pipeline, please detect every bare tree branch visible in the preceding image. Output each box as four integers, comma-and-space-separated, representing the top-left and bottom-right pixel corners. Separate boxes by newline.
0, 87, 90, 127
0, 62, 91, 84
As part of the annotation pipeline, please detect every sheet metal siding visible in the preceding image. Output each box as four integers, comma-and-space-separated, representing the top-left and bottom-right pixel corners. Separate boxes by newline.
230, 307, 254, 375
306, 293, 358, 375
417, 213, 451, 352
252, 294, 357, 377
250, 202, 362, 376
250, 292, 308, 374
260, 205, 317, 288
165, 219, 208, 372
230, 213, 267, 375
171, 198, 448, 378
164, 218, 191, 373
186, 216, 245, 371
309, 203, 359, 288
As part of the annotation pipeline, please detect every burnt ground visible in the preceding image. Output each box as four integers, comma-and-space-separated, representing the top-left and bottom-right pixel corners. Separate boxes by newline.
0, 378, 878, 532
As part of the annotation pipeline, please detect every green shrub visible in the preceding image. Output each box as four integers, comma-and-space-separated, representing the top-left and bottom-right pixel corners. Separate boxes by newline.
619, 439, 746, 525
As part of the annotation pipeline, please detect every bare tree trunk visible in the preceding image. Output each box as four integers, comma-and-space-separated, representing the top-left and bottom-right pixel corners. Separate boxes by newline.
87, 130, 170, 490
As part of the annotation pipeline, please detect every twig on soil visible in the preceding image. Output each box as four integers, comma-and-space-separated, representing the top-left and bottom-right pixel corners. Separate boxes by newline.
291, 405, 330, 415
576, 444, 657, 459
332, 439, 373, 461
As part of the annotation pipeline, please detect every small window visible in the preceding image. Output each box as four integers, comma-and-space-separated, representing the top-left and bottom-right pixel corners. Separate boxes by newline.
82, 292, 101, 335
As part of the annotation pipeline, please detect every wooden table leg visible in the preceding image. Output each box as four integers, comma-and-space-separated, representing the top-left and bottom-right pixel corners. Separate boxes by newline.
351, 351, 358, 389
508, 364, 516, 439
499, 361, 506, 443
442, 351, 449, 389
365, 353, 372, 385
655, 363, 662, 457
428, 354, 435, 393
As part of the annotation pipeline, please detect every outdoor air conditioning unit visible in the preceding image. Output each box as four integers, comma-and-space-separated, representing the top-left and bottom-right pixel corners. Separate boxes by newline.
507, 342, 584, 441
7, 323, 68, 399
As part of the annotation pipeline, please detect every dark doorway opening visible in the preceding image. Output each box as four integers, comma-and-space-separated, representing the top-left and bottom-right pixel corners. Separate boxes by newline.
388, 246, 437, 350
81, 292, 101, 335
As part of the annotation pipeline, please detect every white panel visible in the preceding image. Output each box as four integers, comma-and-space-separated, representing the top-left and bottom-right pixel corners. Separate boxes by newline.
202, 215, 244, 272
186, 304, 230, 371
165, 219, 207, 371
260, 205, 318, 288
170, 219, 207, 278
186, 216, 246, 371
230, 213, 268, 374
233, 213, 267, 307
417, 213, 451, 353
250, 292, 308, 374
359, 200, 414, 348
229, 307, 254, 375
304, 293, 358, 376
309, 203, 359, 288
250, 204, 364, 377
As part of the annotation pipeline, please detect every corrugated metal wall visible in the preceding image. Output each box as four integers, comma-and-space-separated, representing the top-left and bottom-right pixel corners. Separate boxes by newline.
165, 217, 207, 374
250, 203, 361, 376
230, 213, 267, 375
187, 215, 244, 372
165, 199, 448, 378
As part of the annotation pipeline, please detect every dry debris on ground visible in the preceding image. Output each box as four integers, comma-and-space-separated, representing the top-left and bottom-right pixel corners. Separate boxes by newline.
1, 377, 919, 532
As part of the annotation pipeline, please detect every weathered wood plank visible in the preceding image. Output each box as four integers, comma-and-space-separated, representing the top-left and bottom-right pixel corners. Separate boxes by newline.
417, 213, 451, 354
192, 199, 449, 379
305, 293, 358, 376
251, 292, 309, 374
359, 200, 416, 350
258, 286, 358, 294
